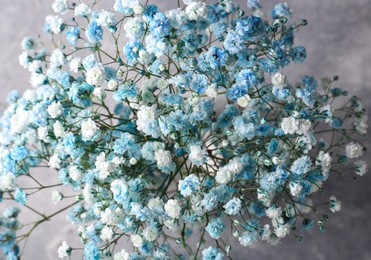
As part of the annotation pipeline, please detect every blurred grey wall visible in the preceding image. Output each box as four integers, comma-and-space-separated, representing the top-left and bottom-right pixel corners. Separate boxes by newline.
0, 0, 370, 259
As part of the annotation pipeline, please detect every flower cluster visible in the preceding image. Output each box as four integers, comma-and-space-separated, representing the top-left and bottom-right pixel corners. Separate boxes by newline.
0, 0, 368, 259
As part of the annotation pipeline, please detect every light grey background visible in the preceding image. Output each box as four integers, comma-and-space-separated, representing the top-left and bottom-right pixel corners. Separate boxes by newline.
0, 0, 370, 259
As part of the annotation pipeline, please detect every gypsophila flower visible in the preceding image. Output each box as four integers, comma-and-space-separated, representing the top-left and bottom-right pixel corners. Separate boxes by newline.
354, 160, 367, 176
281, 116, 299, 135
206, 217, 225, 239
164, 199, 181, 219
81, 118, 98, 141
75, 3, 91, 17
202, 246, 224, 260
223, 197, 242, 216
178, 174, 200, 197
329, 196, 342, 213
0, 1, 368, 259
86, 65, 105, 86
58, 241, 71, 259
345, 142, 364, 159
52, 0, 68, 14
47, 101, 63, 119
188, 144, 208, 166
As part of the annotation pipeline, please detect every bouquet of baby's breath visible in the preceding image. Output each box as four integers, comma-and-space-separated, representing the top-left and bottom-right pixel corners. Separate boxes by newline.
0, 0, 368, 259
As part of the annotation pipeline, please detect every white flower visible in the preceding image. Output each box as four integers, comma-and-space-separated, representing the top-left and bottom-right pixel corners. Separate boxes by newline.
131, 234, 143, 247
0, 172, 16, 191
81, 118, 98, 141
100, 226, 114, 242
148, 197, 164, 212
74, 3, 91, 17
96, 10, 116, 27
281, 116, 299, 135
186, 2, 206, 20
52, 0, 67, 14
274, 224, 291, 238
354, 160, 367, 176
188, 144, 207, 166
50, 49, 65, 67
138, 50, 153, 64
329, 195, 342, 213
107, 79, 118, 90
101, 208, 121, 225
316, 151, 332, 174
69, 166, 82, 181
23, 89, 37, 101
136, 105, 159, 137
297, 119, 311, 135
124, 17, 144, 40
271, 72, 286, 86
205, 84, 218, 98
19, 51, 30, 69
133, 4, 144, 14
95, 152, 115, 179
114, 249, 130, 260
10, 107, 29, 134
52, 190, 63, 204
266, 206, 282, 219
53, 121, 65, 138
215, 157, 243, 184
345, 142, 364, 159
289, 182, 303, 197
183, 0, 196, 4
49, 154, 61, 169
355, 115, 368, 135
28, 60, 42, 73
30, 73, 47, 87
48, 101, 63, 119
69, 57, 81, 73
38, 126, 49, 142
93, 87, 106, 100
121, 0, 140, 8
237, 94, 251, 107
143, 226, 159, 242
86, 65, 105, 86
45, 15, 63, 34
164, 199, 181, 219
154, 149, 172, 168
57, 241, 71, 259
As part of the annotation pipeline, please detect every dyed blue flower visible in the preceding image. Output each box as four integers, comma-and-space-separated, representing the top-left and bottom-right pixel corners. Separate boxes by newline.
149, 13, 171, 38
223, 197, 242, 215
66, 27, 80, 46
14, 188, 27, 205
206, 217, 225, 239
202, 246, 224, 260
30, 103, 48, 126
86, 20, 103, 44
84, 241, 101, 260
247, 0, 262, 10
291, 46, 306, 63
11, 146, 28, 161
271, 3, 292, 19
6, 91, 20, 104
69, 81, 94, 107
113, 83, 138, 101
178, 174, 200, 197
235, 16, 265, 41
123, 40, 143, 65
224, 32, 244, 54
291, 156, 312, 175
113, 133, 141, 159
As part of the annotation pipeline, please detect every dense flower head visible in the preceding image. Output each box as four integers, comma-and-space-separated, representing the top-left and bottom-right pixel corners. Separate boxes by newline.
0, 0, 368, 259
